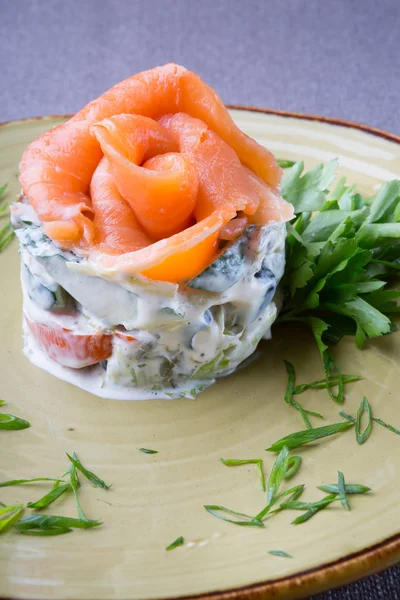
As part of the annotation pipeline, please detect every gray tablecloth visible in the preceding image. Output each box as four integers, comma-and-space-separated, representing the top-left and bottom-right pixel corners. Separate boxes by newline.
2, 1, 400, 598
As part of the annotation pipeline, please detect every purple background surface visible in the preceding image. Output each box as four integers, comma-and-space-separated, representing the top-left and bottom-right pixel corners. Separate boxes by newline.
2, 1, 400, 598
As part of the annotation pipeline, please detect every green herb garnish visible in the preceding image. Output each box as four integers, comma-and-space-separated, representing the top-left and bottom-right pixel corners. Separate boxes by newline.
0, 504, 25, 533
0, 478, 65, 488
372, 417, 400, 436
341, 408, 400, 437
0, 184, 14, 252
255, 485, 305, 521
266, 420, 354, 452
279, 163, 400, 399
204, 505, 264, 528
284, 456, 302, 479
66, 452, 110, 490
14, 514, 102, 531
281, 494, 338, 524
356, 397, 372, 445
18, 527, 73, 536
293, 374, 361, 395
283, 361, 324, 428
220, 458, 265, 491
337, 471, 350, 510
268, 550, 292, 558
139, 448, 158, 455
277, 159, 296, 169
317, 483, 371, 495
0, 413, 30, 430
26, 483, 71, 510
165, 536, 184, 551
68, 456, 89, 521
266, 446, 289, 503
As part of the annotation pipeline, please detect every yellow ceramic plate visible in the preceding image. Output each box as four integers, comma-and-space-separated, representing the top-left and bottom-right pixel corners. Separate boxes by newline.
1, 110, 400, 600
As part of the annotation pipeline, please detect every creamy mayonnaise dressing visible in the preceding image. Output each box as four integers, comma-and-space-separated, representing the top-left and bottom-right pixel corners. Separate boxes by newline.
12, 199, 286, 400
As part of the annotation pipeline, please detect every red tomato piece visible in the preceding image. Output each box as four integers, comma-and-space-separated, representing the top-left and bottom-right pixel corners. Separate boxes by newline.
25, 316, 113, 368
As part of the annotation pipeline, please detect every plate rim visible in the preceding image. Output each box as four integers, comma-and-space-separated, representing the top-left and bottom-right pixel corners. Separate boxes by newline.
1, 108, 400, 600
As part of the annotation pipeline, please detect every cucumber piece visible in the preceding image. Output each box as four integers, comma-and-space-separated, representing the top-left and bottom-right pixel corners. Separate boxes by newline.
23, 265, 73, 311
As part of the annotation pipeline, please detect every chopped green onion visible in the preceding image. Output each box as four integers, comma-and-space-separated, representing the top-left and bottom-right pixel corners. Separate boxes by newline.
266, 420, 354, 452
66, 452, 110, 489
284, 456, 302, 479
0, 413, 30, 430
0, 504, 25, 534
165, 536, 184, 551
337, 471, 350, 510
0, 478, 65, 488
268, 550, 292, 558
204, 505, 264, 528
14, 514, 102, 531
26, 483, 71, 510
139, 448, 158, 454
356, 397, 372, 445
317, 483, 371, 495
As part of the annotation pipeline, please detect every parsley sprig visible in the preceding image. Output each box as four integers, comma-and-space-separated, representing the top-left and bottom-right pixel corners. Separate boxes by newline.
278, 162, 400, 401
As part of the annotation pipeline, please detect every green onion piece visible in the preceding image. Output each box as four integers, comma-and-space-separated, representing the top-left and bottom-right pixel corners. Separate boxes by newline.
293, 374, 362, 395
283, 361, 323, 429
267, 446, 289, 503
14, 514, 102, 531
268, 550, 292, 558
339, 410, 355, 423
220, 458, 265, 491
66, 452, 110, 489
284, 456, 302, 479
255, 485, 305, 521
68, 456, 89, 521
204, 505, 264, 528
0, 478, 65, 488
317, 483, 371, 495
373, 417, 400, 436
139, 448, 158, 454
165, 536, 184, 551
288, 495, 338, 525
266, 420, 354, 452
0, 504, 25, 534
0, 413, 30, 430
277, 159, 296, 169
27, 483, 71, 510
18, 527, 73, 536
356, 397, 372, 445
337, 471, 350, 511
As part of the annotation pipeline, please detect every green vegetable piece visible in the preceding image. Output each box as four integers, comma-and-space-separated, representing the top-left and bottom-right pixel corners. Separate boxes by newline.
283, 361, 324, 428
66, 452, 110, 489
293, 374, 361, 394
255, 485, 305, 521
0, 478, 65, 488
337, 471, 350, 510
373, 417, 400, 436
317, 483, 371, 495
267, 446, 289, 503
0, 504, 25, 533
276, 159, 296, 169
27, 483, 71, 510
284, 456, 302, 479
14, 514, 102, 531
356, 397, 372, 445
165, 536, 184, 551
0, 413, 30, 430
268, 550, 292, 558
139, 448, 158, 455
204, 505, 264, 527
266, 420, 354, 452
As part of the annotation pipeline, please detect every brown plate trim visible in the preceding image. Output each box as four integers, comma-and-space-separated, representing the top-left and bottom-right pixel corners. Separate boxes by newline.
1, 109, 400, 600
